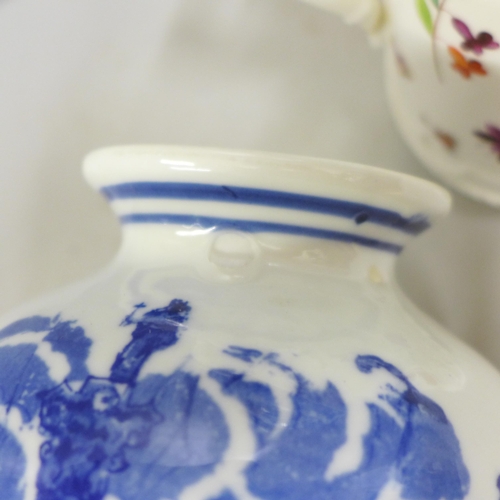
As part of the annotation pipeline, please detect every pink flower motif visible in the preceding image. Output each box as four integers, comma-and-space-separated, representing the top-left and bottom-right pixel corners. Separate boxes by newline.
452, 18, 500, 55
475, 125, 500, 160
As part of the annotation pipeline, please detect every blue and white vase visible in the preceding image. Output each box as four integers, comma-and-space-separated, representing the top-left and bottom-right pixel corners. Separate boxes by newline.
1, 145, 500, 500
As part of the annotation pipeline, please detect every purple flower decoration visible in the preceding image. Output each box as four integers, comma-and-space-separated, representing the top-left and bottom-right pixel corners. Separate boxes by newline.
475, 125, 500, 160
452, 18, 499, 55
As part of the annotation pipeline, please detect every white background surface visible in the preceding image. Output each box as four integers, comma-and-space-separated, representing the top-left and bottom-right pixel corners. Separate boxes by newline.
1, 0, 500, 368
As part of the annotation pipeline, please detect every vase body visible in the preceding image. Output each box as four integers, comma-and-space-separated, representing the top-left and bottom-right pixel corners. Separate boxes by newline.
1, 146, 500, 500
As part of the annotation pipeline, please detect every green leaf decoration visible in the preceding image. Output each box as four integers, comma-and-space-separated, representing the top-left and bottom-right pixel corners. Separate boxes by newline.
416, 0, 434, 34
431, 0, 439, 7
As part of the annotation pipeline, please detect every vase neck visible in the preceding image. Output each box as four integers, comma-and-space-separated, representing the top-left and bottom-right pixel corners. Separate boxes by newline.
83, 146, 451, 281
114, 222, 400, 283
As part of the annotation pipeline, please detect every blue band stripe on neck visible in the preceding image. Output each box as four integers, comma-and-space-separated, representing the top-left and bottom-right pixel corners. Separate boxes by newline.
120, 213, 403, 254
102, 182, 429, 235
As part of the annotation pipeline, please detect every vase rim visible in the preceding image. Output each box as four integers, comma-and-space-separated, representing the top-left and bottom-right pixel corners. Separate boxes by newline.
84, 144, 451, 221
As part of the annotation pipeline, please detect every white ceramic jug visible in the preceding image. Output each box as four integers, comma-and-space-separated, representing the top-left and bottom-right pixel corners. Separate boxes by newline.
0, 146, 500, 499
301, 0, 500, 206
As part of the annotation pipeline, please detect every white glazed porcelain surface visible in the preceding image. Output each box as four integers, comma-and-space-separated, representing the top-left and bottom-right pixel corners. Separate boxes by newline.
1, 146, 500, 500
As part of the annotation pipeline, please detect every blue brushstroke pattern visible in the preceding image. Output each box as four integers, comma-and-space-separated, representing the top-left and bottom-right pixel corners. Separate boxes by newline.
210, 348, 469, 500
0, 314, 92, 417
0, 306, 470, 500
209, 369, 278, 448
0, 315, 52, 340
101, 182, 430, 235
43, 320, 91, 381
0, 424, 26, 500
244, 373, 349, 500
356, 355, 470, 500
208, 490, 239, 500
36, 377, 164, 500
0, 315, 95, 498
0, 344, 54, 422
223, 346, 263, 363
33, 299, 228, 500
108, 372, 229, 500
110, 300, 191, 384
120, 213, 404, 254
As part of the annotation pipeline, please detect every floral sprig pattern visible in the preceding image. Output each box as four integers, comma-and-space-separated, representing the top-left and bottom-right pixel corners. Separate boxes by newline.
434, 128, 457, 151
411, 2, 500, 163
421, 116, 458, 152
475, 125, 500, 161
448, 47, 486, 79
415, 0, 499, 80
452, 18, 499, 55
